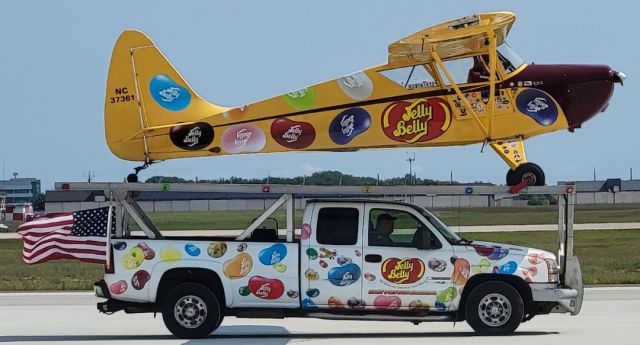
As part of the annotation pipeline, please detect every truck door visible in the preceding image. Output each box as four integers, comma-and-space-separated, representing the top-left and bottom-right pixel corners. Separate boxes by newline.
301, 202, 364, 309
362, 204, 455, 311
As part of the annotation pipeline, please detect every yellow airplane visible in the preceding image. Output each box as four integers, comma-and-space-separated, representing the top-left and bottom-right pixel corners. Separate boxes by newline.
104, 12, 624, 185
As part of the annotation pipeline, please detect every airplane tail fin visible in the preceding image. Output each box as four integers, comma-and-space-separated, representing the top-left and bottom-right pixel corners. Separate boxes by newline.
104, 30, 226, 162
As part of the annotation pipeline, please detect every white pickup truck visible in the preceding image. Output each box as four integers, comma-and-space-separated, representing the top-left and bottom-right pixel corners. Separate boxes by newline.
86, 183, 583, 339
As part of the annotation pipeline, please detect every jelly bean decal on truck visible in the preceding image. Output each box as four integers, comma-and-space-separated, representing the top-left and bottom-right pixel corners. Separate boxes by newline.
381, 258, 426, 285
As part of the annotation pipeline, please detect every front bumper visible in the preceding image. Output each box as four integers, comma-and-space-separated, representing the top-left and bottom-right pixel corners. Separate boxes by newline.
530, 256, 584, 315
531, 284, 581, 314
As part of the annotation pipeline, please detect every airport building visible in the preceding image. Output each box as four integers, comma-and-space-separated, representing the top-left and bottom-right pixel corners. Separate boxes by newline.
0, 177, 41, 205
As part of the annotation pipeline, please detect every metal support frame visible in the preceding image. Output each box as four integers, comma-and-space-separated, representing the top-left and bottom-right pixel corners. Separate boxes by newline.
235, 194, 293, 241
55, 181, 576, 283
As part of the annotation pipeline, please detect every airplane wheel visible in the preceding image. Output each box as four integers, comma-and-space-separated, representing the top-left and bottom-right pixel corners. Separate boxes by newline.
506, 163, 545, 186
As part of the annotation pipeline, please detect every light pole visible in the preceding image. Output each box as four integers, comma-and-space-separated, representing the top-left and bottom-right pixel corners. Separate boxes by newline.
406, 152, 416, 185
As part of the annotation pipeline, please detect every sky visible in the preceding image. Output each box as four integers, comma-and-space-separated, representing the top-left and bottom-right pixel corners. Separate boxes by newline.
0, 0, 636, 190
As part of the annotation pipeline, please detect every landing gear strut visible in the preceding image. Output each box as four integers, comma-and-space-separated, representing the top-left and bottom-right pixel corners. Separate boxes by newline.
126, 161, 153, 183
506, 162, 545, 187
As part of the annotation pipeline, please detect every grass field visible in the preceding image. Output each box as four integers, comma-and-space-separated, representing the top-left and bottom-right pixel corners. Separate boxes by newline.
132, 203, 640, 230
2, 229, 639, 291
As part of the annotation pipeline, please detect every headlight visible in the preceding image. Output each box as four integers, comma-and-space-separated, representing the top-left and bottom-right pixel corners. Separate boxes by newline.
544, 258, 559, 283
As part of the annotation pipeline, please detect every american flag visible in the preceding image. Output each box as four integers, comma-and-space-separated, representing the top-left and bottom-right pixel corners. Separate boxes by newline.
16, 207, 114, 265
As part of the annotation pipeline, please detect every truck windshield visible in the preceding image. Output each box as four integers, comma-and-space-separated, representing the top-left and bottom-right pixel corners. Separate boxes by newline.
419, 207, 462, 244
497, 41, 525, 74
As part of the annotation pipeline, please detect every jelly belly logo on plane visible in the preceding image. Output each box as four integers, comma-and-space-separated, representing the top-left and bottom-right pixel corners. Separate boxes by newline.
149, 74, 191, 111
382, 98, 452, 143
515, 89, 558, 126
270, 118, 316, 149
169, 122, 214, 151
381, 258, 425, 284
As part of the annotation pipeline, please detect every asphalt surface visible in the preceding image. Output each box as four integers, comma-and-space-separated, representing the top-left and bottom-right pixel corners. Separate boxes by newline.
0, 287, 637, 344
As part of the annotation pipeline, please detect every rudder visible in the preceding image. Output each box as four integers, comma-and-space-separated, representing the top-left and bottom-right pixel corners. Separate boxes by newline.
104, 30, 226, 162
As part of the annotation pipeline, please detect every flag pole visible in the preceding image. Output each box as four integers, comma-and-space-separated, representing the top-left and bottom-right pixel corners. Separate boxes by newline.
105, 193, 114, 269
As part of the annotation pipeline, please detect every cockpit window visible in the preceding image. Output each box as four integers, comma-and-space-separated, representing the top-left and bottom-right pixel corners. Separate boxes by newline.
497, 41, 525, 74
379, 65, 439, 90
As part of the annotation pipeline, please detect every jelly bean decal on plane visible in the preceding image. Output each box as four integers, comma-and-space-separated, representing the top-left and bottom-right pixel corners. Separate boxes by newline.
338, 72, 373, 100
221, 124, 266, 154
284, 88, 316, 111
270, 118, 316, 149
329, 108, 371, 145
382, 98, 452, 143
149, 74, 191, 111
169, 123, 215, 151
516, 89, 558, 126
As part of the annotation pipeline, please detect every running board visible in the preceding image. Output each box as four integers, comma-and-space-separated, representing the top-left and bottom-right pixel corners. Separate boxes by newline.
307, 312, 454, 322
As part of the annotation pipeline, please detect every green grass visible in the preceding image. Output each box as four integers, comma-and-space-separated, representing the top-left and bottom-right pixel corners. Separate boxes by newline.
135, 203, 640, 230
2, 229, 639, 291
0, 239, 103, 291
434, 203, 640, 226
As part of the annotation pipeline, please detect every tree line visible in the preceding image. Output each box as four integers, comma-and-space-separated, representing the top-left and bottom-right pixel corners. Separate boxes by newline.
145, 170, 493, 186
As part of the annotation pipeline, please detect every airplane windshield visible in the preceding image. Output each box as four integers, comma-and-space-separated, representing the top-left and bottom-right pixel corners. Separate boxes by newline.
497, 41, 525, 74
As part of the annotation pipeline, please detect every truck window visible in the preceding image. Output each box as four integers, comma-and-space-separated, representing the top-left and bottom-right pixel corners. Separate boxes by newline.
316, 207, 359, 245
369, 208, 440, 249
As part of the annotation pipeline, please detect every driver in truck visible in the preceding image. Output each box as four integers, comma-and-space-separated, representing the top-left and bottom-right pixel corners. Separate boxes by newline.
372, 213, 396, 246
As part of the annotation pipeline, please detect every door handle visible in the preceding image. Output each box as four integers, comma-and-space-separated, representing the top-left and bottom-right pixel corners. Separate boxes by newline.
365, 254, 382, 263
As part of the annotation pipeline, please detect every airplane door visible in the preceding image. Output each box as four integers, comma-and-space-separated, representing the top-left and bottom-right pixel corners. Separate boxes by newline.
301, 203, 364, 309
362, 204, 455, 312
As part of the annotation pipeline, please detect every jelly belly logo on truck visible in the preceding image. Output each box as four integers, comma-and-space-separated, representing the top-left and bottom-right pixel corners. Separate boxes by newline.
382, 98, 452, 143
381, 258, 425, 284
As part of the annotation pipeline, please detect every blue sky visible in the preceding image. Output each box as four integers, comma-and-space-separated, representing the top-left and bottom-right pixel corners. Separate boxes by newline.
0, 0, 635, 190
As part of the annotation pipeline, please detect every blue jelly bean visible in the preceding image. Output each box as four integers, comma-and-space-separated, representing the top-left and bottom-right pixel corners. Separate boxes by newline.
435, 301, 447, 311
497, 261, 518, 274
488, 248, 509, 261
516, 89, 558, 126
184, 243, 201, 257
328, 263, 361, 287
329, 108, 371, 145
149, 74, 191, 111
259, 243, 287, 265
302, 298, 317, 309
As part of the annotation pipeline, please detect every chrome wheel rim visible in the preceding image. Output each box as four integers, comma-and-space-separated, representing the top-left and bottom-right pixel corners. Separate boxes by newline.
478, 293, 512, 327
174, 295, 207, 329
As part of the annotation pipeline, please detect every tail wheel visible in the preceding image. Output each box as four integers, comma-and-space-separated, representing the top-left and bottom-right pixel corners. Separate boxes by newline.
162, 282, 221, 339
506, 162, 545, 186
464, 281, 524, 335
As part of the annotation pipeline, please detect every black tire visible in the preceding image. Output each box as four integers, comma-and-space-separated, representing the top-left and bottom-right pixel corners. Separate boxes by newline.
506, 162, 545, 186
464, 281, 524, 335
162, 282, 221, 339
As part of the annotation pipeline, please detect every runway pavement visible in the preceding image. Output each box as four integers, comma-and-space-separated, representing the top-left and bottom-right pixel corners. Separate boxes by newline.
0, 287, 638, 344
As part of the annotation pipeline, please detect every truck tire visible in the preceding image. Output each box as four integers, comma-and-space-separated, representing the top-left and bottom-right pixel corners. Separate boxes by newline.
162, 282, 221, 339
464, 281, 524, 335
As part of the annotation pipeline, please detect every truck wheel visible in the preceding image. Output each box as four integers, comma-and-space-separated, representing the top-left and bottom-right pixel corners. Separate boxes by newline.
162, 283, 221, 339
464, 281, 524, 335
